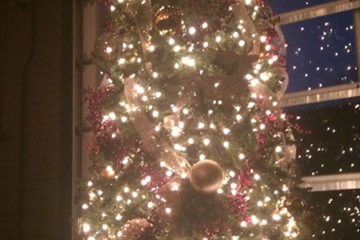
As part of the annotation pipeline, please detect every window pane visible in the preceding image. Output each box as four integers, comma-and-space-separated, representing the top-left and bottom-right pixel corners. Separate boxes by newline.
309, 190, 360, 239
286, 100, 360, 176
270, 0, 336, 15
279, 10, 357, 93
280, 10, 357, 93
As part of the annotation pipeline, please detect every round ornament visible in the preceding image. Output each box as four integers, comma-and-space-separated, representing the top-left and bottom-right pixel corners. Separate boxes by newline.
189, 159, 224, 193
118, 218, 151, 240
154, 6, 183, 35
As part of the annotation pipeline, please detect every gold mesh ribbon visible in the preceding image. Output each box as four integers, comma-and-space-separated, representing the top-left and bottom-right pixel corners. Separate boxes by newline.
124, 77, 191, 175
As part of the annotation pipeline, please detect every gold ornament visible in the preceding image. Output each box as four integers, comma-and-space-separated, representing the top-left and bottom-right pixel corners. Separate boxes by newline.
154, 6, 183, 35
189, 159, 224, 193
118, 218, 151, 240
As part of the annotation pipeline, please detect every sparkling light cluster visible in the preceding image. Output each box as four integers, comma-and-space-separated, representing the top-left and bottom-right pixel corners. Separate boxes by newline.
78, 0, 308, 239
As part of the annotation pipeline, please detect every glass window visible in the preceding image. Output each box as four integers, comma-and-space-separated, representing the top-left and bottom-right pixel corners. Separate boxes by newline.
280, 11, 357, 93
286, 100, 360, 176
309, 189, 360, 239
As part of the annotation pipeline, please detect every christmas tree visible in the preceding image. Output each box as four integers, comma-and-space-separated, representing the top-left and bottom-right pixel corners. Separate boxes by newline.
78, 0, 314, 239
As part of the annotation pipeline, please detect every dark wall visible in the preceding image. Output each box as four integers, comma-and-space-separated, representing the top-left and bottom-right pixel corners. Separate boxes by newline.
0, 0, 73, 239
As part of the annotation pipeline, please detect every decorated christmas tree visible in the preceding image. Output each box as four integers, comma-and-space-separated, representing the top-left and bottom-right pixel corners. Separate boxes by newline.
78, 0, 315, 239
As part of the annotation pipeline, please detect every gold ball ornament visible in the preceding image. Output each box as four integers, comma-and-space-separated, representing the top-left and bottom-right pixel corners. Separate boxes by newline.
189, 159, 224, 193
118, 218, 151, 240
154, 6, 183, 35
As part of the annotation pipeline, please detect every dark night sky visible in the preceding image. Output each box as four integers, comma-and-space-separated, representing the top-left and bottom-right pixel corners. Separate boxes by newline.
270, 0, 358, 93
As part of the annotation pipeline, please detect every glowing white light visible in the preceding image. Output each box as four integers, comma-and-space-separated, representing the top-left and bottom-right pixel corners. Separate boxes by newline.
173, 45, 181, 52
109, 112, 116, 120
238, 40, 245, 47
202, 22, 208, 29
198, 122, 205, 129
165, 208, 172, 214
215, 36, 222, 42
251, 215, 259, 225
239, 153, 245, 160
260, 72, 271, 81
121, 116, 128, 122
89, 192, 96, 200
134, 84, 145, 94
203, 138, 210, 145
168, 38, 175, 45
189, 26, 196, 35
247, 102, 255, 108
122, 157, 130, 165
275, 146, 282, 153
118, 58, 125, 65
223, 141, 229, 148
152, 111, 159, 118
132, 192, 138, 198
82, 223, 90, 233
181, 56, 196, 67
236, 114, 243, 121
148, 45, 155, 52
272, 213, 281, 221
174, 144, 185, 151
154, 92, 161, 98
223, 128, 230, 135
102, 224, 108, 230
254, 174, 260, 180
171, 127, 182, 137
106, 46, 113, 54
